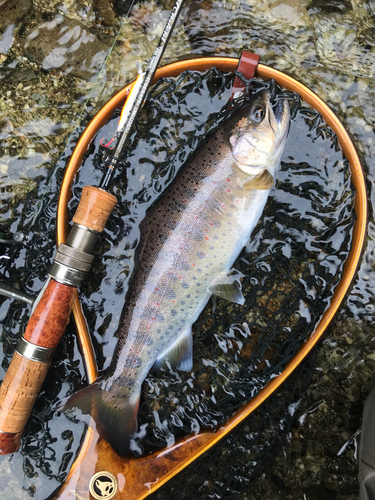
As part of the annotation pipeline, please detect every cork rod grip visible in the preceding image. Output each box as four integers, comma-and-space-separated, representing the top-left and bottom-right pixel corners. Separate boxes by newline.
73, 186, 117, 232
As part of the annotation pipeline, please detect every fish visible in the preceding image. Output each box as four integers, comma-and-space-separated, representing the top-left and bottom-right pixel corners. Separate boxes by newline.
62, 88, 290, 455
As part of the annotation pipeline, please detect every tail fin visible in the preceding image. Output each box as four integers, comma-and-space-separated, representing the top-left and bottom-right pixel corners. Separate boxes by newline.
61, 380, 140, 456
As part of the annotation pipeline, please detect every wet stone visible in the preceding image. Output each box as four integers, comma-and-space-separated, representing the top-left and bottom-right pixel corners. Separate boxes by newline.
8, 69, 37, 83
269, 0, 311, 27
0, 0, 33, 33
94, 0, 119, 27
24, 15, 109, 79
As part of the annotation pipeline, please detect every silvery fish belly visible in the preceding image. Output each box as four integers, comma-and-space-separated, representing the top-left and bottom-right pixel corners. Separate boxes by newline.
63, 89, 290, 455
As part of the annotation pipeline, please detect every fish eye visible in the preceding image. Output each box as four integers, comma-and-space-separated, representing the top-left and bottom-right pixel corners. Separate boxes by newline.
253, 107, 265, 121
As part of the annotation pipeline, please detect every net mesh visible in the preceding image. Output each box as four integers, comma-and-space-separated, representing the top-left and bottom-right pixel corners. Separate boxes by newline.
0, 68, 355, 498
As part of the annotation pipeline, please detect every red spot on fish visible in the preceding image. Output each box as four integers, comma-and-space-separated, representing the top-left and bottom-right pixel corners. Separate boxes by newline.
210, 222, 213, 225
179, 276, 182, 279
221, 203, 226, 208
155, 287, 159, 290
192, 263, 196, 267
147, 326, 150, 330
227, 179, 230, 182
205, 236, 209, 240
227, 189, 231, 193
172, 300, 175, 303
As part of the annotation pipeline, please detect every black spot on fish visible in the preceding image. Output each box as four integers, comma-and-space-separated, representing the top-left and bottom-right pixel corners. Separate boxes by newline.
174, 257, 191, 271
171, 309, 177, 316
181, 282, 189, 289
165, 219, 177, 230
124, 356, 142, 369
135, 332, 154, 345
142, 308, 165, 322
210, 246, 214, 250
165, 288, 177, 299
190, 228, 204, 241
213, 221, 221, 228
112, 377, 135, 389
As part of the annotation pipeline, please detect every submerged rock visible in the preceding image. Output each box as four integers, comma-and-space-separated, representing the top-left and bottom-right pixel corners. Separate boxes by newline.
268, 0, 311, 27
24, 15, 109, 79
0, 0, 33, 33
94, 0, 119, 27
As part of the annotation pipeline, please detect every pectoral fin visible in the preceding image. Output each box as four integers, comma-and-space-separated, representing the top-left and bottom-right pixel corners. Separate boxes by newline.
153, 326, 193, 372
208, 270, 245, 305
243, 170, 274, 190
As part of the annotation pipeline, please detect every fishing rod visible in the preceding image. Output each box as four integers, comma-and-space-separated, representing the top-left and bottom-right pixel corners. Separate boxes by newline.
0, 0, 185, 455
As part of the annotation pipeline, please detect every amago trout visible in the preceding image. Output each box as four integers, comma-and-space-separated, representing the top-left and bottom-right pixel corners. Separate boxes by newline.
63, 88, 290, 455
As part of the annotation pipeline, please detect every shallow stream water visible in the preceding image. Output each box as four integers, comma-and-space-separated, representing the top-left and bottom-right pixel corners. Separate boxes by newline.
0, 0, 374, 499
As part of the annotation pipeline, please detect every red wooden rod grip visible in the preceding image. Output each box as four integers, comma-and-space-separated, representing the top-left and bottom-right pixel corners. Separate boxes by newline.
0, 280, 76, 454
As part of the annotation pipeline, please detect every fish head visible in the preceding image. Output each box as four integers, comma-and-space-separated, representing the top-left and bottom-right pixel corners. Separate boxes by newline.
225, 89, 290, 176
